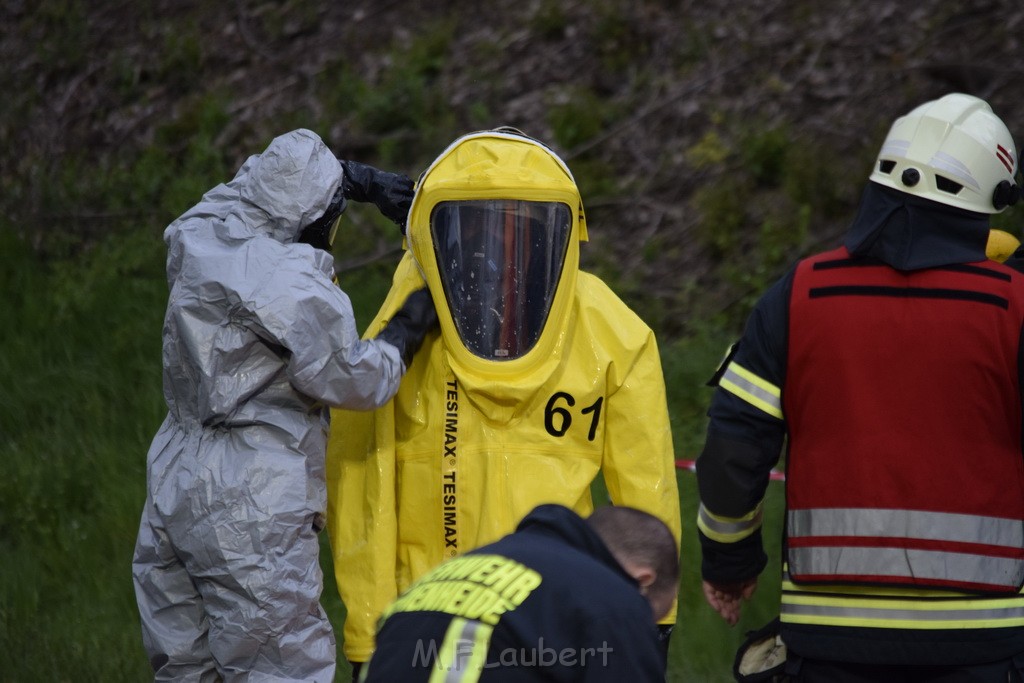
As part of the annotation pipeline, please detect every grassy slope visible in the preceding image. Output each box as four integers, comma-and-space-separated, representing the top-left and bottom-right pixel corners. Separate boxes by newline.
0, 230, 166, 681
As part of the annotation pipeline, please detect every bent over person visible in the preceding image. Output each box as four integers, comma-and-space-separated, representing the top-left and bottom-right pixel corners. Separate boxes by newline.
361, 504, 679, 681
326, 128, 682, 676
132, 129, 436, 682
697, 93, 1024, 681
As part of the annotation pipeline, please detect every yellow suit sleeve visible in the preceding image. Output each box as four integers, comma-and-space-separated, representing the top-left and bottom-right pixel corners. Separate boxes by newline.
600, 323, 683, 625
326, 253, 423, 662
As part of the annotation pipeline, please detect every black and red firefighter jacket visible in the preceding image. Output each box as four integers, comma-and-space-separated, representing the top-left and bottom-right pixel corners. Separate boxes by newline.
696, 182, 1024, 665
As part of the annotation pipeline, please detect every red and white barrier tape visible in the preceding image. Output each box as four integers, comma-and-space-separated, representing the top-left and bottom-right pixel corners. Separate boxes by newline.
675, 459, 786, 481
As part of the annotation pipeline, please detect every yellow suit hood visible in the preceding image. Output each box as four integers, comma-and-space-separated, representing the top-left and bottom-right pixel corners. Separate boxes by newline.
405, 130, 589, 423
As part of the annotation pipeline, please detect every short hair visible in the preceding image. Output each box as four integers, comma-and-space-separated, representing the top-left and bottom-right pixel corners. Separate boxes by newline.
586, 505, 679, 603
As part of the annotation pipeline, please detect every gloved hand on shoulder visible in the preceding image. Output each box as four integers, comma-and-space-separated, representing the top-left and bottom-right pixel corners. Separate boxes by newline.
375, 288, 439, 368
339, 160, 415, 233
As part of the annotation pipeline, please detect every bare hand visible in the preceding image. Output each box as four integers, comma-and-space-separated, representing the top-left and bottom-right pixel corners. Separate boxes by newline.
702, 578, 758, 626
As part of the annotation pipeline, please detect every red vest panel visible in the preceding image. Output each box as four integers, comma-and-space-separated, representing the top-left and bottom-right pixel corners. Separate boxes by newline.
785, 246, 1024, 592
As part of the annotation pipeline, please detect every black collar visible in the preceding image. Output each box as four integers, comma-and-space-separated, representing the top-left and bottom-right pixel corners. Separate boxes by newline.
843, 183, 990, 271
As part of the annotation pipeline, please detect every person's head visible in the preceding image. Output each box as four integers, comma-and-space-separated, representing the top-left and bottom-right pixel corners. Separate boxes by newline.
240, 128, 344, 246
869, 93, 1020, 214
586, 505, 680, 621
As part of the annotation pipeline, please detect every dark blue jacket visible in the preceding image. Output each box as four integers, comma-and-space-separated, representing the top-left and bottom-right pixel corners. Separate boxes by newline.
363, 504, 665, 681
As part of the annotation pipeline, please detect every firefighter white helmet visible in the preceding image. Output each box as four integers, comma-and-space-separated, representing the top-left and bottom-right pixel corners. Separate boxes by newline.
869, 93, 1020, 214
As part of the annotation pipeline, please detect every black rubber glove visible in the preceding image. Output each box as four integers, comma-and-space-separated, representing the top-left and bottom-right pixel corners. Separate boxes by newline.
375, 288, 439, 368
339, 160, 415, 233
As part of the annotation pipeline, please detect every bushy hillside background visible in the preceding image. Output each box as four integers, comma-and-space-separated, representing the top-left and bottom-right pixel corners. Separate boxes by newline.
3, 1, 1024, 680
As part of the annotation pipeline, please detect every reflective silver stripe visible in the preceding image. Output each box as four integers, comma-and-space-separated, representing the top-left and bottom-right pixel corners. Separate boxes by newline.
782, 599, 1024, 623
931, 151, 982, 191
432, 618, 488, 683
719, 362, 783, 419
448, 619, 479, 683
698, 503, 763, 536
879, 140, 910, 159
788, 508, 1024, 548
788, 546, 1024, 589
780, 567, 1024, 627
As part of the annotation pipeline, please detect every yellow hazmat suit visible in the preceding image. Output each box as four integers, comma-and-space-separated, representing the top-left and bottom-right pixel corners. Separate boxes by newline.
326, 130, 682, 662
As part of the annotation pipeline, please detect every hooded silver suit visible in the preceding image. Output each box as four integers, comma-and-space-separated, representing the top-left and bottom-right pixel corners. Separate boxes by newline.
132, 129, 404, 682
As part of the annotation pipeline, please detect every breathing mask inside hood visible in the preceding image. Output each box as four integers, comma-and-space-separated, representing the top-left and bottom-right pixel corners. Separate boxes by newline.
297, 187, 346, 251
844, 182, 990, 271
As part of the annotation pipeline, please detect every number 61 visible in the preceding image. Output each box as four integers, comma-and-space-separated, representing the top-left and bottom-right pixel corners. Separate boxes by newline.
544, 392, 604, 441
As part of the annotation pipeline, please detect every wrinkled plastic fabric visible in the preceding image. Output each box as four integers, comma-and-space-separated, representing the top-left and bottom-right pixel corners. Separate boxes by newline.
326, 130, 682, 662
132, 129, 404, 682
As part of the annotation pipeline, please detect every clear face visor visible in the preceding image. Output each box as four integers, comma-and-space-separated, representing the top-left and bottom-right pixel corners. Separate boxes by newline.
431, 199, 572, 360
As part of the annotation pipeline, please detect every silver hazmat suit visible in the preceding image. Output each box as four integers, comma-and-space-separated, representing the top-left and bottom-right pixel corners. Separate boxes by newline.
132, 129, 405, 682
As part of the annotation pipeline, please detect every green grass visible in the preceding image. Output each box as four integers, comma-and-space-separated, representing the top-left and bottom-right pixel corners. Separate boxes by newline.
0, 226, 784, 681
671, 474, 785, 681
0, 229, 164, 681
